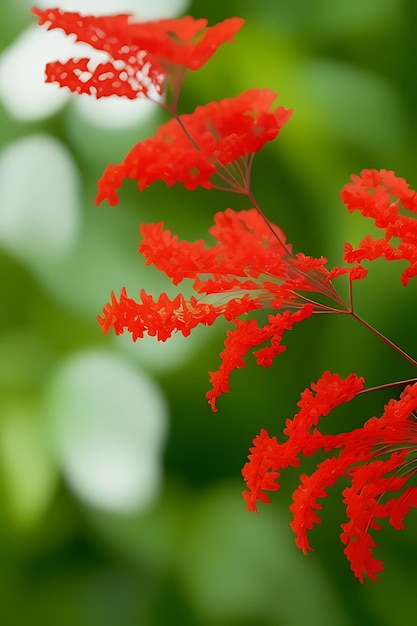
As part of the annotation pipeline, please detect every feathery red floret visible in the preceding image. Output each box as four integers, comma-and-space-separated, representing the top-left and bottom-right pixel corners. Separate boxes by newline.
341, 169, 417, 285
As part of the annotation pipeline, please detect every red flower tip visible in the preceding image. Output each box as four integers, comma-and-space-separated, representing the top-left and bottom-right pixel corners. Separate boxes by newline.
95, 163, 127, 207
32, 7, 244, 101
241, 429, 282, 513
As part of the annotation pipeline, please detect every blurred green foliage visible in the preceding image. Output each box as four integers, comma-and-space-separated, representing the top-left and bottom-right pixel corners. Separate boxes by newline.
1, 0, 417, 624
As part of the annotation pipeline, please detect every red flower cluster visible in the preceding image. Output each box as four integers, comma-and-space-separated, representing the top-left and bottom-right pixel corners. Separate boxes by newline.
32, 7, 244, 101
95, 89, 292, 204
341, 169, 417, 285
242, 373, 417, 583
99, 208, 347, 410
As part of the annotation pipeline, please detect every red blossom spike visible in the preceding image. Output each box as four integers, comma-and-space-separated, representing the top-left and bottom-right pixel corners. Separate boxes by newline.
32, 8, 244, 102
340, 169, 417, 285
95, 89, 292, 204
243, 375, 417, 582
242, 372, 365, 515
241, 429, 283, 513
98, 286, 222, 341
139, 208, 291, 284
290, 457, 352, 554
207, 304, 313, 411
284, 371, 365, 439
341, 455, 409, 583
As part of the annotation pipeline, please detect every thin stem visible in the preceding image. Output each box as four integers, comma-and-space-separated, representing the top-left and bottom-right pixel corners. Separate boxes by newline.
348, 274, 354, 312
245, 187, 349, 306
350, 310, 417, 367
169, 71, 186, 116
358, 377, 417, 395
159, 65, 188, 116
295, 296, 350, 314
173, 114, 201, 151
246, 188, 293, 256
215, 160, 246, 190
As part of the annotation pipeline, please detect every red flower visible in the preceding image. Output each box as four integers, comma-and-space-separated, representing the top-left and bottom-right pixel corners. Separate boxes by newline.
341, 169, 417, 285
242, 372, 417, 582
99, 208, 347, 410
95, 89, 292, 205
32, 7, 244, 101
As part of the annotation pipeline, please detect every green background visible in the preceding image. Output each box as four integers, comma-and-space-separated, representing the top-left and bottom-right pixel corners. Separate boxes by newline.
1, 0, 417, 624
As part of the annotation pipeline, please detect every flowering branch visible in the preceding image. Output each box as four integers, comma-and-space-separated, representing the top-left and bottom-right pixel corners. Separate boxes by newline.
34, 5, 417, 582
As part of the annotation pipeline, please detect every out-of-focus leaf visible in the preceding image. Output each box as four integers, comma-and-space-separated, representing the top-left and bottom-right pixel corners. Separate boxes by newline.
43, 349, 168, 513
0, 134, 81, 265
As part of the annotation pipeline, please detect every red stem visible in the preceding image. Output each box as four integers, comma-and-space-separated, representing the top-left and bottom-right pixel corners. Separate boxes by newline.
349, 310, 417, 367
359, 377, 417, 395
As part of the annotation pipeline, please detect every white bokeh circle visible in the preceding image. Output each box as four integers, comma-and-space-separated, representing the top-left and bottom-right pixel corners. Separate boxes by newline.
0, 133, 81, 265
44, 350, 169, 513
